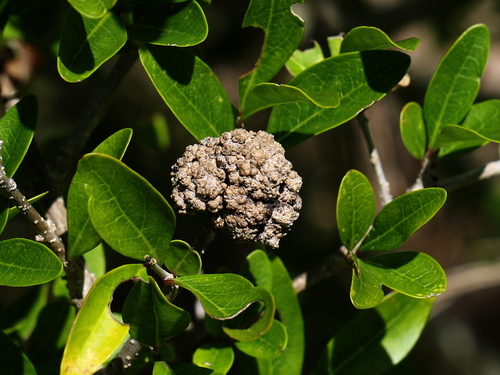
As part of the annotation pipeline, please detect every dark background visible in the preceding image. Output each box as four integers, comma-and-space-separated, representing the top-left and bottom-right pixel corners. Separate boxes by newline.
2, 0, 500, 373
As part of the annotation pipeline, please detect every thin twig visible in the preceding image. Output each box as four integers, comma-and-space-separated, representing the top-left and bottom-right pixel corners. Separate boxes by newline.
0, 140, 85, 304
293, 246, 351, 293
51, 51, 138, 193
408, 149, 437, 191
436, 159, 500, 192
357, 112, 393, 205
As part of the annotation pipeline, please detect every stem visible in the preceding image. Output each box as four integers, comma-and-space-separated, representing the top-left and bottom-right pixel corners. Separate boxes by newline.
408, 149, 437, 191
357, 112, 393, 205
436, 159, 500, 191
0, 140, 85, 304
293, 246, 351, 293
51, 51, 138, 192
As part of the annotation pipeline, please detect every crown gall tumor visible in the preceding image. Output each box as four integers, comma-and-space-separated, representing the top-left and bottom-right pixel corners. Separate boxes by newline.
171, 128, 302, 248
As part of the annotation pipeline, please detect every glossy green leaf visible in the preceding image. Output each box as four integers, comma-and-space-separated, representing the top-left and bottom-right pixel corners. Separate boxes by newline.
268, 50, 411, 149
193, 343, 234, 373
129, 1, 208, 46
400, 102, 426, 160
286, 41, 324, 77
154, 361, 214, 375
242, 82, 339, 121
67, 128, 133, 260
0, 95, 37, 177
0, 330, 37, 375
67, 0, 116, 19
174, 273, 275, 342
350, 255, 384, 309
312, 292, 434, 375
340, 26, 420, 53
243, 252, 304, 374
424, 24, 490, 150
58, 8, 127, 82
337, 170, 376, 250
83, 243, 106, 279
165, 240, 201, 276
238, 0, 304, 108
123, 277, 191, 347
438, 100, 500, 157
235, 319, 287, 359
77, 154, 175, 264
327, 36, 343, 57
360, 188, 446, 251
351, 252, 446, 309
0, 239, 63, 287
61, 264, 147, 375
140, 44, 234, 140
0, 95, 37, 234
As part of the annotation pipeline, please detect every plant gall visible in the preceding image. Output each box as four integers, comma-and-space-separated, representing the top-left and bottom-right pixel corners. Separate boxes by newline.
171, 129, 302, 248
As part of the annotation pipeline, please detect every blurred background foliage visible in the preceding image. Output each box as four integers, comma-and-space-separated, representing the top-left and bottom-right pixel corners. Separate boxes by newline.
2, 0, 500, 374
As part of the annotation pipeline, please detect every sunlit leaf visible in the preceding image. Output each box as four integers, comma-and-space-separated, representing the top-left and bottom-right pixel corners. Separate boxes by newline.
424, 24, 489, 150
242, 82, 339, 121
129, 1, 208, 46
235, 319, 287, 359
340, 26, 420, 53
67, 0, 116, 19
153, 361, 214, 375
67, 129, 133, 260
140, 45, 235, 140
58, 8, 127, 82
337, 170, 375, 250
360, 188, 446, 251
312, 293, 435, 375
193, 343, 234, 373
165, 240, 201, 276
0, 239, 63, 287
286, 41, 324, 77
400, 101, 426, 160
268, 50, 410, 149
239, 0, 304, 108
77, 154, 175, 264
123, 277, 191, 347
61, 264, 147, 375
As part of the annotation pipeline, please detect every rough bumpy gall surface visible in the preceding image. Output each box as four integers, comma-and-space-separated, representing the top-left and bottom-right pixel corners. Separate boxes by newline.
171, 129, 302, 248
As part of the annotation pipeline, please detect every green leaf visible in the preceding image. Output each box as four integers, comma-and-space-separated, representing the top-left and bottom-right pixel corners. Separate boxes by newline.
129, 1, 208, 46
235, 319, 287, 359
437, 100, 500, 157
337, 170, 375, 250
0, 95, 37, 177
0, 239, 63, 287
400, 102, 426, 160
77, 154, 175, 264
165, 240, 201, 276
83, 243, 106, 279
424, 24, 490, 150
67, 0, 116, 19
61, 264, 147, 375
350, 255, 384, 309
285, 41, 324, 77
340, 26, 420, 53
327, 36, 343, 57
351, 252, 446, 309
193, 343, 234, 373
0, 330, 37, 375
312, 292, 434, 375
0, 95, 38, 234
123, 277, 191, 347
242, 82, 339, 121
238, 0, 304, 108
243, 252, 305, 374
8, 192, 48, 220
67, 128, 133, 260
140, 45, 235, 140
154, 361, 214, 375
268, 50, 411, 149
57, 8, 127, 82
360, 188, 446, 251
174, 273, 275, 342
